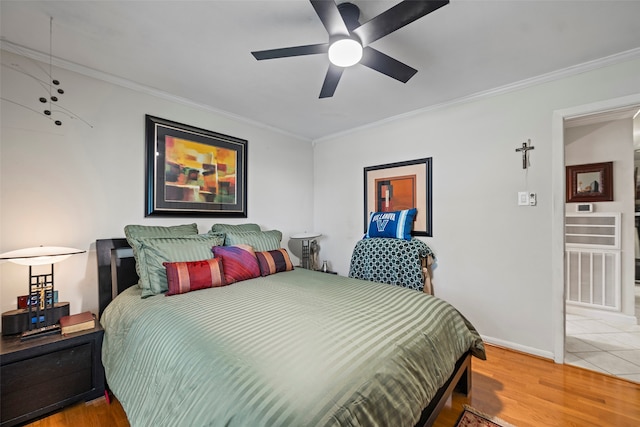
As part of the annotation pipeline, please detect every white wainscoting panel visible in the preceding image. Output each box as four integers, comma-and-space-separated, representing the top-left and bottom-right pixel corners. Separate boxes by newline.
565, 213, 621, 312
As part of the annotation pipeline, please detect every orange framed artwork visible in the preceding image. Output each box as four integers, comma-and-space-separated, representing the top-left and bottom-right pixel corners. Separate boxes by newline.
364, 158, 433, 237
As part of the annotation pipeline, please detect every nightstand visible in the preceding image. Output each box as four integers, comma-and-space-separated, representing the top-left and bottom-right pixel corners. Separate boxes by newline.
0, 322, 105, 427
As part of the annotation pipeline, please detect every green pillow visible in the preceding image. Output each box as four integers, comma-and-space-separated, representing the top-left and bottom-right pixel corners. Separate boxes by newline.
136, 234, 225, 298
124, 223, 199, 239
210, 223, 261, 234
125, 223, 199, 287
224, 230, 282, 252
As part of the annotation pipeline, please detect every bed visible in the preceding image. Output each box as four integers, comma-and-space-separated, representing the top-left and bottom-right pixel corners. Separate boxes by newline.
97, 235, 485, 427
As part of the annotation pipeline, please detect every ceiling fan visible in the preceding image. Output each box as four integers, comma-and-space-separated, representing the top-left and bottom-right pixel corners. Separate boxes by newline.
251, 0, 449, 98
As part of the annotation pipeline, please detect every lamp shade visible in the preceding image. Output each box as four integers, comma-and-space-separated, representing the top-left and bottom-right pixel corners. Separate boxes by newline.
291, 232, 322, 240
0, 246, 85, 266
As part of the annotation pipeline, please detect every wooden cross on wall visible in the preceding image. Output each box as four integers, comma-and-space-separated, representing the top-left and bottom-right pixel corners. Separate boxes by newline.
515, 139, 534, 169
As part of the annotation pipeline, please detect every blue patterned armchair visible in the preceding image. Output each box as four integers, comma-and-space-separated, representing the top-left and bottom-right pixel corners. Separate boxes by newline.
348, 238, 435, 294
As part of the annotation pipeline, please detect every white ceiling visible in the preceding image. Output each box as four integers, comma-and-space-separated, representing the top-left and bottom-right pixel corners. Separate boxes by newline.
1, 0, 640, 140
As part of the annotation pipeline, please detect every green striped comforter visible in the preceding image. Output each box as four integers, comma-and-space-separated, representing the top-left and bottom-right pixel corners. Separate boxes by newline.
101, 268, 485, 427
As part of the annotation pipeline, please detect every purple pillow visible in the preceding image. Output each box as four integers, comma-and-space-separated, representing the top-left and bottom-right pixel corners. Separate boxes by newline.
212, 244, 260, 284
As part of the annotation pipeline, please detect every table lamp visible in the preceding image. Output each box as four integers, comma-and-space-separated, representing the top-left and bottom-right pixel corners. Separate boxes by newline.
0, 246, 84, 339
291, 233, 321, 270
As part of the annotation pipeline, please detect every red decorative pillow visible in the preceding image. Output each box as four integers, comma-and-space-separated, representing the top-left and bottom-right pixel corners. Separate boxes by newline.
163, 258, 225, 296
255, 248, 294, 276
212, 244, 261, 284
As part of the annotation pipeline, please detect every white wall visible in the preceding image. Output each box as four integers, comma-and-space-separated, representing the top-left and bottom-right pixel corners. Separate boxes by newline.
565, 119, 636, 320
313, 58, 640, 359
3, 49, 640, 361
0, 50, 314, 319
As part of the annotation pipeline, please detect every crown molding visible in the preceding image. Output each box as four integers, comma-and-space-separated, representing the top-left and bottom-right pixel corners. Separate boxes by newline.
0, 39, 311, 142
314, 47, 640, 142
3, 38, 638, 144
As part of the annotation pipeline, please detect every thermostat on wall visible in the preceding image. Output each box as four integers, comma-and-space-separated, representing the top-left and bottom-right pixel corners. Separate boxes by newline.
576, 203, 593, 213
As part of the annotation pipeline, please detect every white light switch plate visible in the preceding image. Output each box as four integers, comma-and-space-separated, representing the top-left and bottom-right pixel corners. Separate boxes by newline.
518, 192, 529, 206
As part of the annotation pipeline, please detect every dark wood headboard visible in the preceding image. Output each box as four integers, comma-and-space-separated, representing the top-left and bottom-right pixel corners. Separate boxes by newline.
96, 238, 139, 317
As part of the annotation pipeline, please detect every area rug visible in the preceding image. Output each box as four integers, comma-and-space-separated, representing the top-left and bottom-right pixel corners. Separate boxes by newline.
455, 405, 515, 427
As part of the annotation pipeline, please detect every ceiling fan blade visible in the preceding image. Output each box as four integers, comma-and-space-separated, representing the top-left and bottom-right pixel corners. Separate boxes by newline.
319, 64, 344, 98
360, 47, 417, 83
310, 0, 350, 37
252, 43, 329, 60
353, 0, 449, 46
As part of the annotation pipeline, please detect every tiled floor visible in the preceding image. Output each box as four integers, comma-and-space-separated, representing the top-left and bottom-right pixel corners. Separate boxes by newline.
565, 286, 640, 383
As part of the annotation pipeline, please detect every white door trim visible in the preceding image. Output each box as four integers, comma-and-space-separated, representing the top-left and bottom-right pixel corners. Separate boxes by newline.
552, 93, 640, 363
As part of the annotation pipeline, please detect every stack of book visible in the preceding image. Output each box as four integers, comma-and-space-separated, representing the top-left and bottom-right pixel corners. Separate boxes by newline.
59, 311, 95, 335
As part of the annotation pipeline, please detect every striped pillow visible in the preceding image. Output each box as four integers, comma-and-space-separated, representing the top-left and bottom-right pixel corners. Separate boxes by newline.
213, 244, 261, 284
163, 258, 225, 296
136, 234, 225, 298
210, 223, 261, 233
124, 223, 199, 288
255, 249, 294, 276
223, 230, 282, 251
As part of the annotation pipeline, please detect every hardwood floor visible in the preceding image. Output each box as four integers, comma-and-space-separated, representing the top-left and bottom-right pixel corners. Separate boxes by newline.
26, 344, 640, 427
434, 345, 640, 427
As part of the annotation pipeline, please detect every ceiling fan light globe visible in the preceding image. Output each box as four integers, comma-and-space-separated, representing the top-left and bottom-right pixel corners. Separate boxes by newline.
328, 39, 363, 67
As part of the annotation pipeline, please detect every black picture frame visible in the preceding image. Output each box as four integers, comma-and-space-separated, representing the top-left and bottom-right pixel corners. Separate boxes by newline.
364, 158, 433, 237
145, 115, 247, 217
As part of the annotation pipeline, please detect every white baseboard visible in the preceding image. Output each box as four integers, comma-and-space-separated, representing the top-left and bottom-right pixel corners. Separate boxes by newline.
480, 335, 555, 361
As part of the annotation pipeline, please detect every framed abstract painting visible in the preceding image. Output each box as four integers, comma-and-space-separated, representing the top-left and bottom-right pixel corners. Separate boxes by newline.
145, 115, 247, 217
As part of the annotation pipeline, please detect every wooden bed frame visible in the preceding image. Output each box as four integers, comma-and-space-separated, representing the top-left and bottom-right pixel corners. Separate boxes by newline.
96, 238, 472, 427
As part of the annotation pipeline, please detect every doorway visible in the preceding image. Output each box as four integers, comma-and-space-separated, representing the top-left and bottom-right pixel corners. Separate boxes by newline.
560, 104, 640, 382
